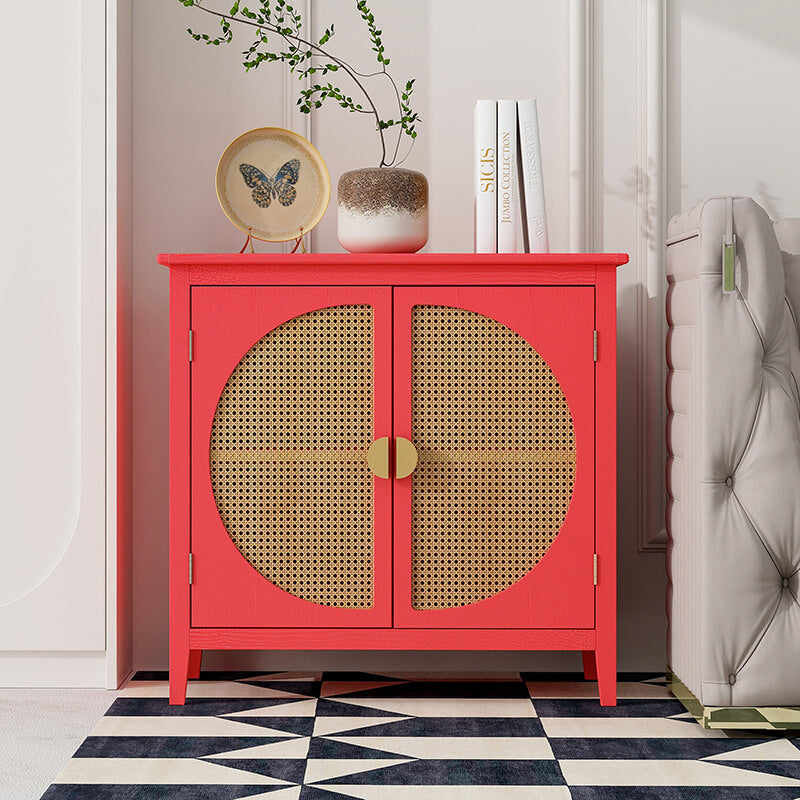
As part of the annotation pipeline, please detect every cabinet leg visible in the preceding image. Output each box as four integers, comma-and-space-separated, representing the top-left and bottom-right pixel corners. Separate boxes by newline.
188, 649, 203, 680
595, 638, 617, 707
582, 650, 597, 681
169, 647, 189, 705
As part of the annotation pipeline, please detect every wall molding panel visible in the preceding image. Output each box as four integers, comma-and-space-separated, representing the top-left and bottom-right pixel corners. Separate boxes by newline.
636, 0, 667, 551
282, 0, 313, 253
281, 0, 312, 141
568, 0, 592, 252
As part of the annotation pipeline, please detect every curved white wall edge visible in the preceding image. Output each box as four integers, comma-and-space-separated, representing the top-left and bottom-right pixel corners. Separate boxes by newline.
0, 0, 114, 680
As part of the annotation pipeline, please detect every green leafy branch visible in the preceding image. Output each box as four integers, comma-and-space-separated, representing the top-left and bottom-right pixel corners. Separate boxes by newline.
179, 0, 419, 167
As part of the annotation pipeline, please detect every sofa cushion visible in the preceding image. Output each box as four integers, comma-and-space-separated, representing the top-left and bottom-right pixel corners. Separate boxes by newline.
667, 198, 800, 707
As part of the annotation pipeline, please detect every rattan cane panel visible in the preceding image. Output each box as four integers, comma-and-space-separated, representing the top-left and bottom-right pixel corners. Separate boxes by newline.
411, 305, 576, 610
209, 305, 374, 608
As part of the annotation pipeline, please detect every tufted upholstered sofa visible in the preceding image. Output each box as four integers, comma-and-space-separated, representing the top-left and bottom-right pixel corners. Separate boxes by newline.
666, 196, 800, 710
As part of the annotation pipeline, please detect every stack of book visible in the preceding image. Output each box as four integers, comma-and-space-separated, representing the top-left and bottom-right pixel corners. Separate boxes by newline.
474, 99, 549, 254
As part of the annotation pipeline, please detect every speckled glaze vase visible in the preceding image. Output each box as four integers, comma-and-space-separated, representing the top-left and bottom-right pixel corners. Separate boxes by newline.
337, 167, 428, 253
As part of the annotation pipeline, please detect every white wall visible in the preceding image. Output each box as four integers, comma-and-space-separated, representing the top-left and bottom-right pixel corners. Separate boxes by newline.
666, 0, 800, 217
130, 0, 800, 672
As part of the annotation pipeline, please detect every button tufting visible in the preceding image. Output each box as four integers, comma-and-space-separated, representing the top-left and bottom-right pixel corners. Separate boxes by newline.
728, 673, 736, 685
725, 476, 733, 488
783, 578, 790, 589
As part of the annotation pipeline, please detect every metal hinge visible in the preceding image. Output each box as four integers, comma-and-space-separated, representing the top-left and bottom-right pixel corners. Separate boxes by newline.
188, 553, 194, 585
593, 330, 598, 362
593, 553, 598, 586
188, 330, 194, 362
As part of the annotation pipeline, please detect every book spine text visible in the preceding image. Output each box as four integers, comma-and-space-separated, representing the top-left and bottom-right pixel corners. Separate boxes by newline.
474, 99, 497, 253
517, 99, 549, 253
497, 99, 518, 253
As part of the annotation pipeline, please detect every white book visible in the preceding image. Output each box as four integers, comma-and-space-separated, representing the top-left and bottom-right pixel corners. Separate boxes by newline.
474, 99, 497, 253
496, 99, 518, 253
517, 99, 549, 253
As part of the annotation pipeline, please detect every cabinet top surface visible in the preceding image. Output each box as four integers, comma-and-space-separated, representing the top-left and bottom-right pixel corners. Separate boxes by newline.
159, 252, 628, 269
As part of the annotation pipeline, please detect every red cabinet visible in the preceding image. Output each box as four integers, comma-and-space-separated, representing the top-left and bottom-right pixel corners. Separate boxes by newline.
162, 253, 625, 706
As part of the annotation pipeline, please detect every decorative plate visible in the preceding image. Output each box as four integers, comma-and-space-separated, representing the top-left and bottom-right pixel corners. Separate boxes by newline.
215, 127, 330, 242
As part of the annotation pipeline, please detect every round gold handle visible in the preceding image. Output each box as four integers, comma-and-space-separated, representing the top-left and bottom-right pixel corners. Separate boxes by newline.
367, 437, 390, 479
395, 436, 418, 479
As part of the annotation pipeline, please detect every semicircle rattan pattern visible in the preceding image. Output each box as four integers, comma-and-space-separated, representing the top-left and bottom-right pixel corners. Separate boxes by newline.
411, 305, 576, 610
209, 305, 374, 608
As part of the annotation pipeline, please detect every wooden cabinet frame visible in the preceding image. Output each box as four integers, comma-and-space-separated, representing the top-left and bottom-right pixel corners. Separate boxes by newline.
189, 286, 394, 629
392, 287, 595, 630
161, 252, 626, 706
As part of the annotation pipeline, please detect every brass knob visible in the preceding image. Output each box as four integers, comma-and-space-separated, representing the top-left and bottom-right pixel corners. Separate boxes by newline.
395, 436, 418, 479
367, 437, 390, 479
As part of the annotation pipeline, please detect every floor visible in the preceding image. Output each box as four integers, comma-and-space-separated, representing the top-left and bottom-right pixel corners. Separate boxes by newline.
33, 671, 800, 799
0, 687, 118, 800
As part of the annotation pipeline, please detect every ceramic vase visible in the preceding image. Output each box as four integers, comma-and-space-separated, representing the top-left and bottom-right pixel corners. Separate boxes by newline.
337, 167, 428, 253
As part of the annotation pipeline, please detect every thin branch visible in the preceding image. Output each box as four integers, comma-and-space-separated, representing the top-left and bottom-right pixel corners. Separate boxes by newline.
384, 71, 404, 166
189, 1, 390, 165
185, 0, 419, 167
394, 135, 416, 168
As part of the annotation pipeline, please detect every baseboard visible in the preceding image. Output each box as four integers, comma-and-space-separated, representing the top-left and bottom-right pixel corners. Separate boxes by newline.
667, 667, 800, 730
0, 651, 107, 688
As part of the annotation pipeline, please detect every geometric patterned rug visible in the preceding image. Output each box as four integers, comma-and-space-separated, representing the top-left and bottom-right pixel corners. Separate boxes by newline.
41, 671, 800, 799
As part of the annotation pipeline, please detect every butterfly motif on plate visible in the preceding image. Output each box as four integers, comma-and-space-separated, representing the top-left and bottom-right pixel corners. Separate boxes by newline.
239, 159, 301, 208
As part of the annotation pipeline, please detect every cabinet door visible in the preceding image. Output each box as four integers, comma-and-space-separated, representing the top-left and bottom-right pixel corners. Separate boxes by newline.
393, 287, 595, 629
191, 287, 392, 628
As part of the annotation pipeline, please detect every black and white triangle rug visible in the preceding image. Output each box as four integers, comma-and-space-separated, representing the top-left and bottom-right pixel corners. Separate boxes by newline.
41, 671, 800, 799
